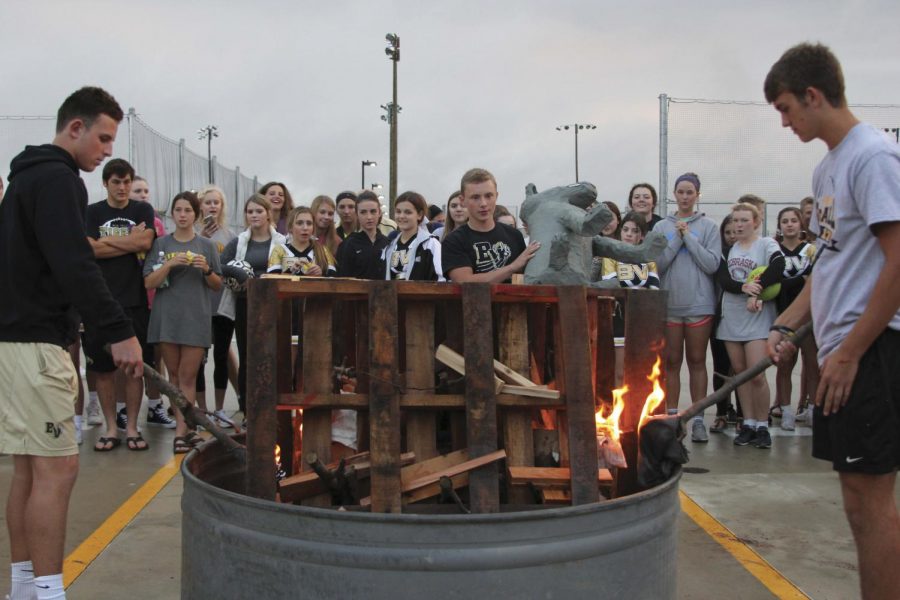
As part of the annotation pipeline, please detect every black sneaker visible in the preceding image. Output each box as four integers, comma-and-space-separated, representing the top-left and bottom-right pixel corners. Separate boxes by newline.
753, 427, 772, 449
147, 403, 177, 428
734, 425, 757, 446
725, 405, 738, 425
116, 408, 128, 431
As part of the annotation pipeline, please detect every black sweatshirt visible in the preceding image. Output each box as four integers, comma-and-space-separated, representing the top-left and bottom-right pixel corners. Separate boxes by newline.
335, 230, 388, 279
716, 252, 786, 295
0, 144, 134, 347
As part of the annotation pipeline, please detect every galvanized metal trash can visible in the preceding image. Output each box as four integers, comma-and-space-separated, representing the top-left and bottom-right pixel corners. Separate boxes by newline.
182, 441, 680, 599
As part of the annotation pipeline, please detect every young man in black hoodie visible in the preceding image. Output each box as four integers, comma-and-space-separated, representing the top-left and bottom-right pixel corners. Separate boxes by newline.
0, 87, 143, 600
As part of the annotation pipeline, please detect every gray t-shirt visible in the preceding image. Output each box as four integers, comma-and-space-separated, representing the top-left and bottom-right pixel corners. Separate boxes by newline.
143, 234, 222, 347
810, 123, 900, 363
717, 237, 780, 342
202, 226, 236, 312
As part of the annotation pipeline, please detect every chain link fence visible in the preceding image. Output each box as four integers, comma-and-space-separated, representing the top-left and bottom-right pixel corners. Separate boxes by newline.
659, 95, 900, 235
1, 110, 260, 230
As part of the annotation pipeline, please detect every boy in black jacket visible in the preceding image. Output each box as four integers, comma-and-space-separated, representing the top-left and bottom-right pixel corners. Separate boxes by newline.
0, 87, 143, 600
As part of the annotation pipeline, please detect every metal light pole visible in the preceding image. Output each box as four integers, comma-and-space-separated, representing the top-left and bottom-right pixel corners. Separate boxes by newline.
384, 33, 400, 214
555, 123, 596, 182
361, 160, 377, 189
198, 125, 219, 184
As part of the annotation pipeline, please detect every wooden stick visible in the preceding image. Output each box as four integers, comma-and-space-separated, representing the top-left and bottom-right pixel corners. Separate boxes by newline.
279, 452, 416, 501
435, 344, 505, 394
507, 466, 613, 487
499, 384, 560, 399
360, 450, 507, 507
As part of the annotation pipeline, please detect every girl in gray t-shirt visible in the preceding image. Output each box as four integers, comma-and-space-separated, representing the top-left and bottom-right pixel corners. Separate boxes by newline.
144, 192, 222, 453
715, 203, 784, 448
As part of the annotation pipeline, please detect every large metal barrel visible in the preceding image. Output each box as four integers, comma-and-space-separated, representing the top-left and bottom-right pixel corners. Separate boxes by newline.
182, 440, 680, 599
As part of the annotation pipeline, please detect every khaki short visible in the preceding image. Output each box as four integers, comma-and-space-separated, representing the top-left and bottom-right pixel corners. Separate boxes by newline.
0, 342, 78, 457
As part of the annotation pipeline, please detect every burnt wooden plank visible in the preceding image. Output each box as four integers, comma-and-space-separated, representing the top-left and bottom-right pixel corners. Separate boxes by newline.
619, 289, 668, 495
276, 300, 294, 475
300, 298, 335, 507
551, 304, 570, 469
461, 283, 500, 513
404, 302, 438, 460
593, 296, 616, 406
244, 278, 280, 500
368, 282, 402, 513
497, 303, 534, 504
354, 301, 370, 453
443, 301, 467, 451
556, 286, 600, 505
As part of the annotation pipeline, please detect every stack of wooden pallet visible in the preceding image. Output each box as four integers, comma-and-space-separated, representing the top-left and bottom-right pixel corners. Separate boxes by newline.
245, 278, 666, 513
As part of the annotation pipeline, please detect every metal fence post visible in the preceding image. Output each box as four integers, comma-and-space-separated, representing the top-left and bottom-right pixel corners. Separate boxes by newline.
127, 107, 136, 165
178, 138, 185, 193
658, 93, 668, 219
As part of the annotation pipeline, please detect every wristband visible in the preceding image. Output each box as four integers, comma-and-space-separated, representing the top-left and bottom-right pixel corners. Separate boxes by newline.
204, 268, 213, 277
769, 324, 795, 337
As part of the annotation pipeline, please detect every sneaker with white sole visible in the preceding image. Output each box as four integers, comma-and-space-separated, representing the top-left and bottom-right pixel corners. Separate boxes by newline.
734, 425, 757, 446
795, 405, 813, 423
212, 410, 234, 429
116, 408, 128, 431
690, 419, 709, 443
754, 426, 772, 449
147, 403, 177, 428
86, 399, 103, 426
781, 406, 796, 431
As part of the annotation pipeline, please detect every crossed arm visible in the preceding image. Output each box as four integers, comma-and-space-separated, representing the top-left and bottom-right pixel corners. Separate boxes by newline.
87, 224, 155, 259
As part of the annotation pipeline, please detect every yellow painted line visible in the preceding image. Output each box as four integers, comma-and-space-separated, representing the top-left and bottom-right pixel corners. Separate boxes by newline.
63, 455, 184, 587
680, 490, 808, 599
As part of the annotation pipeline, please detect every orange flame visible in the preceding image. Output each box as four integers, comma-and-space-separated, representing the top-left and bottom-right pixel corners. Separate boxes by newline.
638, 356, 665, 428
596, 385, 628, 442
275, 443, 282, 465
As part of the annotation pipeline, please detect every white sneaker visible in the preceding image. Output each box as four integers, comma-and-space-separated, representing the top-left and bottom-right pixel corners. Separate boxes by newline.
213, 410, 234, 429
85, 398, 103, 426
781, 406, 796, 431
795, 405, 812, 423
75, 419, 83, 445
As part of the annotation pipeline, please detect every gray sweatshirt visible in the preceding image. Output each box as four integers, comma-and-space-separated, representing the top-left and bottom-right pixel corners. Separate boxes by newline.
654, 212, 721, 318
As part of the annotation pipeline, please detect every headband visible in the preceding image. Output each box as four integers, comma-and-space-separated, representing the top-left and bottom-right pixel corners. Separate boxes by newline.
674, 173, 701, 192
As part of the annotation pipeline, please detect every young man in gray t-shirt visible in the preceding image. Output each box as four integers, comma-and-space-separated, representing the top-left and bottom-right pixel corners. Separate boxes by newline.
765, 43, 900, 599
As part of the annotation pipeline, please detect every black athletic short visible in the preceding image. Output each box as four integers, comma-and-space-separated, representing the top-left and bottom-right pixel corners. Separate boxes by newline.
812, 328, 900, 474
82, 305, 153, 373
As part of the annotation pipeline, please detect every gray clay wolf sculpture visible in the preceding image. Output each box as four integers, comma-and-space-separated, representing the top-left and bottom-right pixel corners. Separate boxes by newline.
519, 182, 666, 286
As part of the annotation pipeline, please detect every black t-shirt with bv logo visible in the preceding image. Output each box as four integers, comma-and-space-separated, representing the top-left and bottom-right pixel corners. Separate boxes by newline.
441, 223, 526, 282
85, 199, 156, 308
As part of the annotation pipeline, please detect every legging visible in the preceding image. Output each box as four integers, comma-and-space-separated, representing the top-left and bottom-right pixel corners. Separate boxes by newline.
710, 337, 735, 417
211, 315, 235, 390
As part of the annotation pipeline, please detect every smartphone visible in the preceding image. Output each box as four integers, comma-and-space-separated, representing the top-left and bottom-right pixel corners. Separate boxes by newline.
203, 214, 215, 226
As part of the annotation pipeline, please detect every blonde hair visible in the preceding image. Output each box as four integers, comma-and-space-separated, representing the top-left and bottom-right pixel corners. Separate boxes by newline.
310, 195, 341, 257
198, 185, 228, 228
731, 201, 760, 223
287, 206, 335, 272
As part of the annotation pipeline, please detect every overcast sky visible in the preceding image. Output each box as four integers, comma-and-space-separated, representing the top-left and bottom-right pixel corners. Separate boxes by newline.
3, 0, 899, 215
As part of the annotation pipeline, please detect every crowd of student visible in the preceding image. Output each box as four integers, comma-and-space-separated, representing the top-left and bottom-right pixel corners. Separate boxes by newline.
63, 159, 818, 455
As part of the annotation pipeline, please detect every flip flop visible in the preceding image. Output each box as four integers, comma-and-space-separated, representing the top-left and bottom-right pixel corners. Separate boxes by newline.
183, 431, 205, 448
126, 435, 149, 451
173, 436, 192, 454
93, 436, 121, 452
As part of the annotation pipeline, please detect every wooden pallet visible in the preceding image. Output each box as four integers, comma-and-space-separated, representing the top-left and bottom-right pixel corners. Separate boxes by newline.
245, 279, 666, 513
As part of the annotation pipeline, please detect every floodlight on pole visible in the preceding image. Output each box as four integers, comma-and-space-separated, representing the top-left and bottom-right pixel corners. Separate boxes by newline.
555, 123, 596, 182
197, 125, 219, 183
384, 32, 400, 214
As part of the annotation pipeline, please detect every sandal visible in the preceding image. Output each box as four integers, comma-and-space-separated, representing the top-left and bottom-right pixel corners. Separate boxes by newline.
183, 431, 204, 448
93, 436, 121, 452
126, 435, 149, 451
710, 417, 728, 433
173, 436, 192, 454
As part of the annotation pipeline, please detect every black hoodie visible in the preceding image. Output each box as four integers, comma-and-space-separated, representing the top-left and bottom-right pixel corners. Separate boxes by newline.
0, 144, 134, 347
